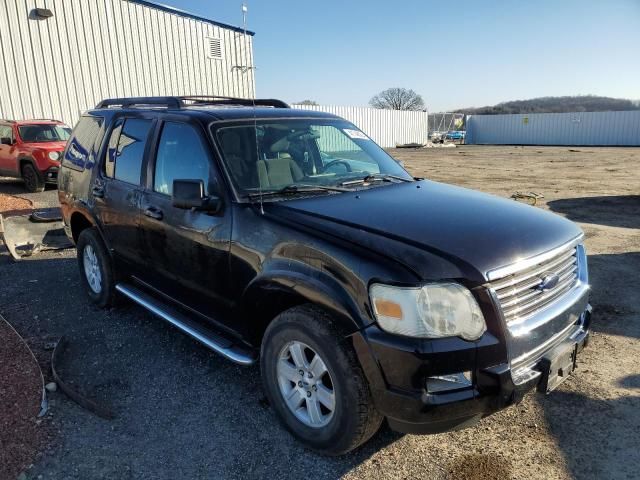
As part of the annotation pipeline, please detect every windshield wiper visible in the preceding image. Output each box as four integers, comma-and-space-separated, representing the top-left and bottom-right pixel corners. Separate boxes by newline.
339, 173, 413, 187
247, 184, 349, 200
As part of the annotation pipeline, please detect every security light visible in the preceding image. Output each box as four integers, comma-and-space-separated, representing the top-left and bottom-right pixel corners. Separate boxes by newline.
30, 8, 54, 19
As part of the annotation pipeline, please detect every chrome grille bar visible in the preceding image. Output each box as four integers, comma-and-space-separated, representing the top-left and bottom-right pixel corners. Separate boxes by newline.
489, 243, 580, 324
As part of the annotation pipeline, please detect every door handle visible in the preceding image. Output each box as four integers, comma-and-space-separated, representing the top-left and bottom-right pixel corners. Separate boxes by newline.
144, 206, 163, 220
92, 185, 104, 198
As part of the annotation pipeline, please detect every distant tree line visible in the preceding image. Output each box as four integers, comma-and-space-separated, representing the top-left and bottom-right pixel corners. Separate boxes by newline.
456, 95, 640, 115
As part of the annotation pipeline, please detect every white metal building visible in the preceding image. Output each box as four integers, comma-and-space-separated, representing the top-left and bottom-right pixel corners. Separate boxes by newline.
293, 104, 429, 148
466, 111, 640, 146
0, 0, 255, 127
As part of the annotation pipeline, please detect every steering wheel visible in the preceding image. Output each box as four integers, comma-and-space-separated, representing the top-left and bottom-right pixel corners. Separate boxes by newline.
321, 159, 352, 173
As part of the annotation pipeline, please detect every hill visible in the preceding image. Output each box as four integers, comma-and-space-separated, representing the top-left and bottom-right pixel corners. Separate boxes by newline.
456, 95, 640, 115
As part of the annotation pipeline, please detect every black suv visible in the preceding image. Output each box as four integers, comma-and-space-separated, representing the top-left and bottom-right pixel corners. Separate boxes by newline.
58, 96, 591, 455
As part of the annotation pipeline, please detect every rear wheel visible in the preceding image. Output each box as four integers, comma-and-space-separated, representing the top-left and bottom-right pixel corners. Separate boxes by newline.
76, 228, 118, 308
261, 305, 383, 455
21, 163, 45, 193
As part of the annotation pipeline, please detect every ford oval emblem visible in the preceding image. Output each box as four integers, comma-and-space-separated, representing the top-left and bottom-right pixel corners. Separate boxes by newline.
537, 273, 560, 291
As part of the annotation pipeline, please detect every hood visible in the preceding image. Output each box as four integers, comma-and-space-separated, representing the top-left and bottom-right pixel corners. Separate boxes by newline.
265, 180, 582, 281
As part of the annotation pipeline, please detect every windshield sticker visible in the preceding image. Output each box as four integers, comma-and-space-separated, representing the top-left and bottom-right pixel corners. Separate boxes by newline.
343, 129, 369, 140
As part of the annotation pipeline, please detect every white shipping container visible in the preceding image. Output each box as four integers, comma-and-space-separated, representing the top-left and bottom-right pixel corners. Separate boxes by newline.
466, 111, 640, 146
292, 104, 429, 149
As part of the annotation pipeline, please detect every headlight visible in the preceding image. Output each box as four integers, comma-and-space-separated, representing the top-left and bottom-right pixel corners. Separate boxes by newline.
48, 151, 60, 161
370, 282, 486, 340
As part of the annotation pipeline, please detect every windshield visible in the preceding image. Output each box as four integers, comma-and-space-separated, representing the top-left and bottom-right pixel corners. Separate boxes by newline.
18, 124, 71, 143
214, 120, 412, 197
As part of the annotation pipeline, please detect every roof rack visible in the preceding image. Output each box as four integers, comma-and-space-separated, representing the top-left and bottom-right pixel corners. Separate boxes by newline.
95, 97, 183, 109
95, 96, 290, 110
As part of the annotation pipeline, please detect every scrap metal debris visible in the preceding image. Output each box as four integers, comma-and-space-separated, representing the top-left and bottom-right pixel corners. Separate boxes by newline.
511, 191, 545, 206
51, 336, 115, 420
395, 142, 425, 149
0, 208, 73, 260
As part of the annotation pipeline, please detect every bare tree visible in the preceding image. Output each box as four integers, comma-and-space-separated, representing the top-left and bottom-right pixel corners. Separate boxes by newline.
297, 100, 319, 106
369, 88, 425, 111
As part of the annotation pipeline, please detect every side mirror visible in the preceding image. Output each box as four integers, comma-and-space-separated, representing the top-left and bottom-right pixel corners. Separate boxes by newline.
0, 137, 13, 146
172, 179, 222, 213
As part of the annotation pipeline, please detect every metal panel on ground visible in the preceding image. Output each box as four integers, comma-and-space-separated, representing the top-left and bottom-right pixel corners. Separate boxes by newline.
466, 111, 640, 146
292, 104, 429, 149
0, 0, 255, 127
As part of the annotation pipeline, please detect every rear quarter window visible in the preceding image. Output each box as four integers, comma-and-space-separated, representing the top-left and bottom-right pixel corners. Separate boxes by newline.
62, 116, 105, 171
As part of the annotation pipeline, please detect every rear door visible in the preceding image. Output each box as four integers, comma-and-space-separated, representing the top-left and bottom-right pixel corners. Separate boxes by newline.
137, 119, 233, 325
93, 115, 156, 272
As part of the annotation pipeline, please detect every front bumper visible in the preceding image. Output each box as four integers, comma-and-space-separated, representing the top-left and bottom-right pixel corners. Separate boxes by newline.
355, 303, 591, 435
43, 166, 59, 183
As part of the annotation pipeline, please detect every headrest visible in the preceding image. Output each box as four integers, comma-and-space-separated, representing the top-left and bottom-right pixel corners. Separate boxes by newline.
270, 136, 290, 153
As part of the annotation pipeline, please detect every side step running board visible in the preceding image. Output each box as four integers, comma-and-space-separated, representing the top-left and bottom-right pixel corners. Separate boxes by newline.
115, 283, 256, 366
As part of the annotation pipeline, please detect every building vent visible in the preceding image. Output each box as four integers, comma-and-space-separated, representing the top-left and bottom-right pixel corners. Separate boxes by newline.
206, 37, 222, 59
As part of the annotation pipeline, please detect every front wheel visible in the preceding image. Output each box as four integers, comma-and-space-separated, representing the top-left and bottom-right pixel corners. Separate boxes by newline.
261, 305, 383, 455
22, 163, 45, 193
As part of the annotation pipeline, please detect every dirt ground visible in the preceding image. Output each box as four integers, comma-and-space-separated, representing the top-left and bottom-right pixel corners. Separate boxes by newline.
0, 316, 47, 480
0, 145, 638, 480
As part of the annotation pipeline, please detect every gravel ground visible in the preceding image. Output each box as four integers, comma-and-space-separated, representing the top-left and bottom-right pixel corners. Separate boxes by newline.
0, 146, 638, 480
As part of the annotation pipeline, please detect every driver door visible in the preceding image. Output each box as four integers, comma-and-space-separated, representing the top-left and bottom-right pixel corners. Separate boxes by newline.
137, 119, 233, 325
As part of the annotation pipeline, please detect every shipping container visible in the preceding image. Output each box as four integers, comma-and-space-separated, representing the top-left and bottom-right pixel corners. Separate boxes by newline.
466, 111, 640, 146
293, 104, 429, 149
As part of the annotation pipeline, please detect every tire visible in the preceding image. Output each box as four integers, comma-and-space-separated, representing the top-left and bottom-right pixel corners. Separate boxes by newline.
261, 305, 383, 455
21, 163, 45, 193
76, 228, 117, 308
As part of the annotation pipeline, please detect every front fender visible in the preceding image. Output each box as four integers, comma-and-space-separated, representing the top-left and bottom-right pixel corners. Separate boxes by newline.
241, 259, 370, 336
16, 155, 36, 174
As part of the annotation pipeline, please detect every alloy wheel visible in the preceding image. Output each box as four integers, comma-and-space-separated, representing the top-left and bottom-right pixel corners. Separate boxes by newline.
83, 244, 102, 293
276, 341, 336, 428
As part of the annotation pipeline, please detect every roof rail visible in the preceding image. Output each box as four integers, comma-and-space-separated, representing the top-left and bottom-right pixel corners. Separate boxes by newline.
95, 97, 183, 109
180, 96, 290, 109
95, 96, 290, 110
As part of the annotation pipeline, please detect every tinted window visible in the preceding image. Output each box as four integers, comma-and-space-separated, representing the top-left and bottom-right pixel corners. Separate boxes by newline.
215, 121, 409, 194
154, 122, 210, 195
18, 124, 71, 142
105, 118, 152, 185
63, 116, 104, 170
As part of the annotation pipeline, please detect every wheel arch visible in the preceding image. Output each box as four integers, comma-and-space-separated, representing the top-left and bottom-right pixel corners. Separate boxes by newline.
241, 268, 368, 347
18, 155, 37, 173
67, 209, 110, 252
69, 211, 95, 243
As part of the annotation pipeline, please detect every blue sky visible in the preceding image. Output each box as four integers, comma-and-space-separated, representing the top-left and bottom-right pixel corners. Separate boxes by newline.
160, 0, 639, 112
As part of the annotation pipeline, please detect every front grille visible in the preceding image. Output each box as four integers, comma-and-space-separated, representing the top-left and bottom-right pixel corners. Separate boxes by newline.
489, 245, 579, 324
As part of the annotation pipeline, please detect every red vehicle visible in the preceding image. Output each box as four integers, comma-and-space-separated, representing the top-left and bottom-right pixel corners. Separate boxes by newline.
0, 119, 71, 192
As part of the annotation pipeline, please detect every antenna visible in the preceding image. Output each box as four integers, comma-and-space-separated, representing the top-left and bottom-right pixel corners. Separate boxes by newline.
242, 3, 248, 28
241, 3, 264, 214
232, 3, 256, 75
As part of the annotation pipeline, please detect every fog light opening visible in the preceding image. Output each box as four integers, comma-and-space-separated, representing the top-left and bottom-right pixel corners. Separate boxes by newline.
426, 371, 472, 393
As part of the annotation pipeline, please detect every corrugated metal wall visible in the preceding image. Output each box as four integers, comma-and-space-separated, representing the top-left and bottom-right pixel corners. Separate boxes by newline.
466, 111, 640, 146
292, 104, 429, 148
0, 0, 255, 127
